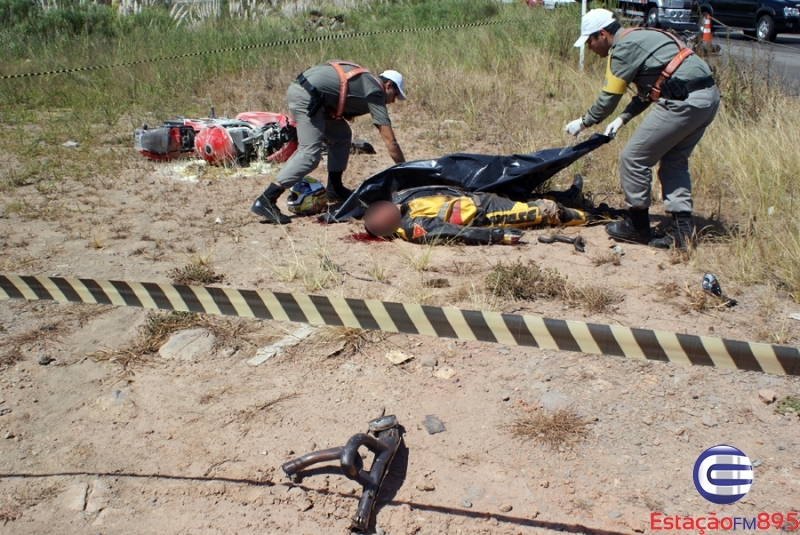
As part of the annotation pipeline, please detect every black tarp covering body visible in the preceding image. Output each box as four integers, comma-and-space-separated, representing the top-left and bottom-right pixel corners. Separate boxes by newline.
324, 134, 610, 222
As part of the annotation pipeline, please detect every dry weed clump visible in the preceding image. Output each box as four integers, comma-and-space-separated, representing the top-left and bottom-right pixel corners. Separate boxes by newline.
486, 260, 621, 312
509, 408, 591, 449
314, 326, 385, 357
568, 284, 623, 314
0, 323, 62, 367
169, 263, 224, 285
591, 250, 621, 266
680, 283, 730, 313
486, 260, 568, 301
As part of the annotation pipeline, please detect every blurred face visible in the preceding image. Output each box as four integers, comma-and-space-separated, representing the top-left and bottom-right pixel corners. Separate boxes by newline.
384, 81, 400, 104
587, 29, 613, 58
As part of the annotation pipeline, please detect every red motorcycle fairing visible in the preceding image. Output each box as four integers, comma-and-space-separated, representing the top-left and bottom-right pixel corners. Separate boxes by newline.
194, 124, 237, 165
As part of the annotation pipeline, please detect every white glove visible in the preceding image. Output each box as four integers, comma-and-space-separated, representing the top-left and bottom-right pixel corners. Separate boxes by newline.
604, 117, 625, 138
564, 118, 586, 137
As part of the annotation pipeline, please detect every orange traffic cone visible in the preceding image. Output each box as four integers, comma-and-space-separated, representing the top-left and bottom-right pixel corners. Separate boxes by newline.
701, 15, 713, 44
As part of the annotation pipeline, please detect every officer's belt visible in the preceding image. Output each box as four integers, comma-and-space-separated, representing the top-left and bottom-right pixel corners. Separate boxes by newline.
683, 76, 715, 94
667, 75, 715, 100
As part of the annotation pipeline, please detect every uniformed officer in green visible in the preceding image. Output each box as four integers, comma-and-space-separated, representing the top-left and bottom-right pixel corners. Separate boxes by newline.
565, 9, 719, 249
251, 61, 407, 224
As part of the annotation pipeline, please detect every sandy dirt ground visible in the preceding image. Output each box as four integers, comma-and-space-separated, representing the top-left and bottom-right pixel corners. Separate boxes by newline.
1, 108, 799, 535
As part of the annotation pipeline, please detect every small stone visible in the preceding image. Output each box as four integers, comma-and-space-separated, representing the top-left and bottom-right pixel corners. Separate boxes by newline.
159, 329, 216, 362
415, 478, 435, 491
701, 415, 717, 427
540, 480, 549, 488
497, 348, 510, 355
752, 459, 762, 467
608, 511, 621, 519
422, 415, 446, 435
64, 482, 89, 511
777, 443, 786, 451
758, 389, 777, 404
375, 528, 385, 535
501, 394, 511, 402
62, 141, 79, 148
38, 354, 55, 366
460, 498, 472, 508
499, 504, 513, 512
296, 498, 313, 511
385, 350, 413, 365
433, 367, 456, 380
419, 354, 438, 368
5, 431, 14, 439
642, 415, 653, 425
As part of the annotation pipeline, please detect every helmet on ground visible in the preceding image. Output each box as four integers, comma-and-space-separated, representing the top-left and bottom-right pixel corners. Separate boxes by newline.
287, 177, 327, 216
194, 124, 236, 165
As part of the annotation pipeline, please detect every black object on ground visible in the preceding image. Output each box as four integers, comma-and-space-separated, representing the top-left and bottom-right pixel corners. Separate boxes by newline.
422, 414, 446, 435
702, 273, 738, 307
538, 234, 586, 253
280, 415, 402, 532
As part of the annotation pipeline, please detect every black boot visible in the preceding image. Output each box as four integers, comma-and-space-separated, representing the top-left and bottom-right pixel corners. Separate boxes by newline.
606, 208, 651, 244
251, 182, 290, 224
649, 212, 694, 250
545, 173, 584, 208
326, 171, 353, 204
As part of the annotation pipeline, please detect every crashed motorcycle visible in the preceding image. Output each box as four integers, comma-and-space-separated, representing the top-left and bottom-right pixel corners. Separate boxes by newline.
134, 110, 298, 166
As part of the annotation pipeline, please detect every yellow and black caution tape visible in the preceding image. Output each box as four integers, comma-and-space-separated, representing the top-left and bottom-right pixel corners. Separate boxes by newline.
1, 274, 798, 376
0, 19, 522, 81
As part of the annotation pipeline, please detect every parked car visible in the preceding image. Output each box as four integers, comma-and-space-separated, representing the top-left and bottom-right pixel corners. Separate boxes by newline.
695, 0, 800, 41
613, 0, 698, 31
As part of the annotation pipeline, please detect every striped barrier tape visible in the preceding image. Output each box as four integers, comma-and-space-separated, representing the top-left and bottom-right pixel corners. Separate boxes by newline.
0, 19, 522, 81
0, 274, 798, 376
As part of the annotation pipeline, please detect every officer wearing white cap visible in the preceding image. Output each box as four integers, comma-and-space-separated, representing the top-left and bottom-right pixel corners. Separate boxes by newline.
565, 9, 719, 249
251, 61, 406, 224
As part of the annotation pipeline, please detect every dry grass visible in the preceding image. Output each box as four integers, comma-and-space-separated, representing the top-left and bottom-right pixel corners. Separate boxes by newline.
169, 263, 224, 285
591, 250, 621, 266
0, 322, 62, 367
568, 284, 623, 314
313, 326, 385, 357
91, 310, 271, 370
680, 283, 730, 313
486, 260, 620, 312
486, 260, 568, 301
509, 408, 591, 450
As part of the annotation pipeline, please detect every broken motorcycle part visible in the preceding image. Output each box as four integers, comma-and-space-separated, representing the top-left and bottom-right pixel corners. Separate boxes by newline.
280, 415, 402, 532
538, 234, 586, 253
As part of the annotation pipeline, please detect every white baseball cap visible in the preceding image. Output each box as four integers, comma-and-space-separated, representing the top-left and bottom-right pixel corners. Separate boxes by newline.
380, 70, 407, 101
573, 8, 616, 48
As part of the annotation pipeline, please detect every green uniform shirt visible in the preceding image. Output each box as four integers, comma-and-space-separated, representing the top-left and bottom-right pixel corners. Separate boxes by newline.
582, 28, 713, 127
302, 63, 392, 127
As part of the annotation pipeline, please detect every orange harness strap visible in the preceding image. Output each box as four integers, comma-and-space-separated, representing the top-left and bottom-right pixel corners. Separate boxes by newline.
327, 61, 386, 120
618, 28, 695, 101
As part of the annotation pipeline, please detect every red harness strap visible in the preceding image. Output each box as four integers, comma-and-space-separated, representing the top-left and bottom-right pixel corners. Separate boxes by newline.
618, 28, 695, 101
327, 61, 386, 120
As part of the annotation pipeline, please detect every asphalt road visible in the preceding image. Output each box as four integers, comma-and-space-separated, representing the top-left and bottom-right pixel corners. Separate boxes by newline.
710, 31, 800, 93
